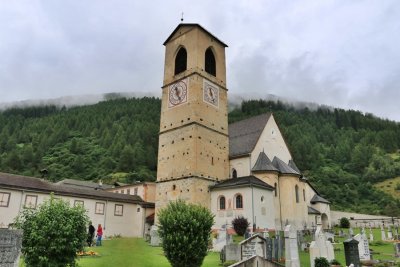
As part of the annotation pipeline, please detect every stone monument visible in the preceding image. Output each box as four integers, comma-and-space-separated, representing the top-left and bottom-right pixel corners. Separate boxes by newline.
309, 226, 334, 267
344, 238, 360, 267
284, 225, 300, 267
380, 224, 386, 241
353, 232, 370, 260
0, 229, 23, 267
150, 225, 160, 246
240, 234, 266, 260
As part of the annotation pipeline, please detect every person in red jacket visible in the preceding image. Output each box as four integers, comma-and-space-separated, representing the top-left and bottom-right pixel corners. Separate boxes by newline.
96, 224, 103, 246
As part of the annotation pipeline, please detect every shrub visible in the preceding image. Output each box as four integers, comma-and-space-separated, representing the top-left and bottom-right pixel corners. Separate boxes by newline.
339, 217, 350, 228
232, 216, 250, 236
314, 257, 330, 267
15, 195, 88, 267
158, 200, 214, 267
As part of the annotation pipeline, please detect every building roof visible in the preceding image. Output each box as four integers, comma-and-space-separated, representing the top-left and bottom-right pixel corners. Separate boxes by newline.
310, 194, 330, 204
210, 175, 274, 191
308, 206, 321, 215
0, 172, 146, 205
272, 157, 300, 176
163, 23, 228, 47
56, 179, 113, 190
288, 160, 301, 174
252, 152, 278, 172
229, 113, 272, 158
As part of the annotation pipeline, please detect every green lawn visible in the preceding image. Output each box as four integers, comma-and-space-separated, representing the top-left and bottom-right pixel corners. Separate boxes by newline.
78, 238, 220, 267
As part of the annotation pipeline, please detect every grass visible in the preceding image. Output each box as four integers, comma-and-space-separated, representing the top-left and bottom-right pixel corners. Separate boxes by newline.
374, 176, 400, 199
299, 228, 400, 266
78, 238, 219, 267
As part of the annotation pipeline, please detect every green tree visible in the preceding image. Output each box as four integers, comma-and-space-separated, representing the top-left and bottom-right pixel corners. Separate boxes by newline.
158, 200, 214, 267
339, 217, 350, 228
15, 195, 88, 267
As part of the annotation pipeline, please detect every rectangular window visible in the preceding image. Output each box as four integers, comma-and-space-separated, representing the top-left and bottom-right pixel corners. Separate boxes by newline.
114, 204, 123, 216
127, 189, 130, 195
74, 200, 84, 207
134, 188, 138, 195
0, 192, 11, 207
95, 202, 105, 215
24, 195, 38, 209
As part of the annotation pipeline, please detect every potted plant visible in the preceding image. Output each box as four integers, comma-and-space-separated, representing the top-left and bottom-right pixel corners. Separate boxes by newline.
330, 259, 341, 267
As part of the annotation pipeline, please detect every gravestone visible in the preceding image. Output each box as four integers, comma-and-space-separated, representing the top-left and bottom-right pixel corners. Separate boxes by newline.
150, 225, 160, 246
0, 229, 23, 267
344, 238, 360, 267
339, 229, 345, 237
265, 237, 273, 261
309, 226, 334, 267
387, 226, 393, 240
349, 227, 354, 237
273, 237, 279, 261
284, 225, 300, 267
394, 243, 400, 258
240, 234, 266, 260
369, 227, 374, 242
222, 243, 241, 262
353, 233, 370, 260
212, 227, 232, 252
381, 225, 386, 241
394, 227, 399, 240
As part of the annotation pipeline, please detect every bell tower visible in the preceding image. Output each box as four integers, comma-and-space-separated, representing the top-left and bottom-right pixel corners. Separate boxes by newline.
155, 24, 229, 212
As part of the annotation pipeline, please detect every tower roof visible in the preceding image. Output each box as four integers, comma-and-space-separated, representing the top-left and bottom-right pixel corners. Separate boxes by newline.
288, 160, 301, 173
272, 157, 300, 176
308, 206, 321, 215
229, 113, 272, 158
163, 23, 228, 47
252, 151, 278, 172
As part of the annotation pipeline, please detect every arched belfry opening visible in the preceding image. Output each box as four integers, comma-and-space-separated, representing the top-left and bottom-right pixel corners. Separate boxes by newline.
175, 47, 187, 75
205, 47, 216, 76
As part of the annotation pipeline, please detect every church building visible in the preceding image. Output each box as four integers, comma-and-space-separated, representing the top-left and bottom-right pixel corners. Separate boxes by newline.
155, 23, 331, 232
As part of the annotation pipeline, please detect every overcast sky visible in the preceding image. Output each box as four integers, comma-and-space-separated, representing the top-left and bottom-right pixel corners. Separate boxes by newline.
1, 1, 399, 121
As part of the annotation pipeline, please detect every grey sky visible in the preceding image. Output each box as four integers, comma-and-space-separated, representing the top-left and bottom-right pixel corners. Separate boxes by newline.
1, 0, 399, 121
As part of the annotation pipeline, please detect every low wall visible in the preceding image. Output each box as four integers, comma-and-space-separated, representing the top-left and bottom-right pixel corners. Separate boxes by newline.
331, 210, 393, 227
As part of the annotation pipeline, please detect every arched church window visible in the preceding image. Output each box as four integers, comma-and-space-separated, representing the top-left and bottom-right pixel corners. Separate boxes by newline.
205, 47, 216, 76
219, 196, 226, 210
295, 185, 299, 203
175, 47, 187, 75
235, 194, 243, 209
274, 183, 278, 197
232, 169, 237, 179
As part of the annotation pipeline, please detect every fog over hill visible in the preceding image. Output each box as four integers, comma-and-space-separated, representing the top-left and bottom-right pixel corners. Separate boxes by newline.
0, 91, 392, 123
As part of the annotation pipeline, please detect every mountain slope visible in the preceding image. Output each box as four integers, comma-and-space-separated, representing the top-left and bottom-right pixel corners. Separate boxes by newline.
1, 97, 399, 215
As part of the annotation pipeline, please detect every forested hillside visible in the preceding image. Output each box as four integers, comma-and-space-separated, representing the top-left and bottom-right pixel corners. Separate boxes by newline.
1, 97, 400, 215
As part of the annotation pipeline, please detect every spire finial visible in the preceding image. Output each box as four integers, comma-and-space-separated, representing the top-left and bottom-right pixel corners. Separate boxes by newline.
181, 12, 184, 22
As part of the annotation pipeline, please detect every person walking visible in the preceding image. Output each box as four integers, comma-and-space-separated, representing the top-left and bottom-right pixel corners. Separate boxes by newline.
87, 222, 95, 247
96, 224, 103, 246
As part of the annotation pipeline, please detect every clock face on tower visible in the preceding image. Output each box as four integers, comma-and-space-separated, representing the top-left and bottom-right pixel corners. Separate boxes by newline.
203, 80, 219, 108
168, 79, 188, 108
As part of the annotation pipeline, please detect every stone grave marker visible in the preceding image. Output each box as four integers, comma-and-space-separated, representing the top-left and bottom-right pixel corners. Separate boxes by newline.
265, 237, 273, 261
353, 233, 370, 260
387, 226, 393, 240
349, 227, 354, 237
240, 234, 266, 260
284, 225, 300, 267
369, 227, 374, 242
0, 229, 23, 267
394, 243, 400, 258
381, 224, 386, 241
309, 226, 334, 267
150, 225, 160, 246
344, 238, 360, 267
